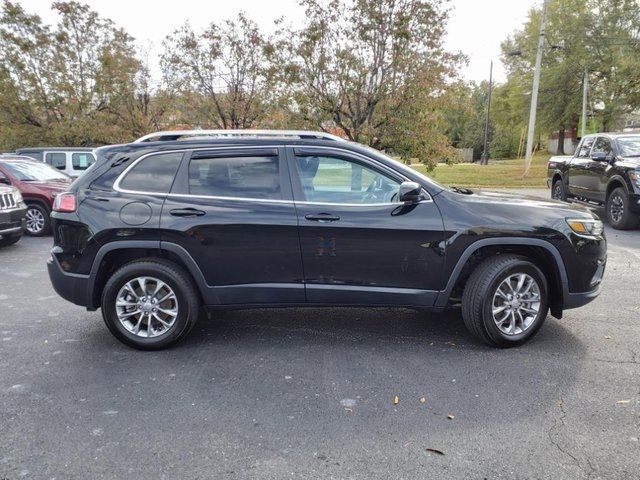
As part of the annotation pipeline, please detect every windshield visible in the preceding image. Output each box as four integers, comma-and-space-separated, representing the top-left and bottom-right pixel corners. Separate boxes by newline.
3, 161, 70, 181
617, 136, 640, 157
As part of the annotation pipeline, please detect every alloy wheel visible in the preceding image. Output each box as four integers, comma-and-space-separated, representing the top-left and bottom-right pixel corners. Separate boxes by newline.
552, 183, 563, 200
491, 273, 541, 336
609, 195, 624, 224
115, 276, 179, 338
26, 207, 46, 234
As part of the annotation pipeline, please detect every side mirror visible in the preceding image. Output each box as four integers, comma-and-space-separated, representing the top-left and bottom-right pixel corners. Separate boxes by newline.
591, 151, 608, 162
0, 175, 9, 185
398, 181, 423, 203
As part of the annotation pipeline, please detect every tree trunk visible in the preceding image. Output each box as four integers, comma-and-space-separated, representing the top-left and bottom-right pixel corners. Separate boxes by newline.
557, 127, 565, 155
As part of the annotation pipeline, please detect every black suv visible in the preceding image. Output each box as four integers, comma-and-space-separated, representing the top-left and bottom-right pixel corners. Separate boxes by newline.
548, 133, 640, 229
48, 130, 607, 350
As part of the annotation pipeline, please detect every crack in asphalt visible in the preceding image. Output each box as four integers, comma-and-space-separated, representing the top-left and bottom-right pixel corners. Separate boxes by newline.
547, 397, 597, 480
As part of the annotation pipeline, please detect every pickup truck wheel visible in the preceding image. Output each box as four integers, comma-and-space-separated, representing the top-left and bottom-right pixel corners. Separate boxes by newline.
606, 187, 639, 230
101, 258, 201, 350
461, 255, 549, 348
551, 179, 566, 201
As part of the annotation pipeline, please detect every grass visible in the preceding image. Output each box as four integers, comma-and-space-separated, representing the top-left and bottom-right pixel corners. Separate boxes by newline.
410, 153, 549, 189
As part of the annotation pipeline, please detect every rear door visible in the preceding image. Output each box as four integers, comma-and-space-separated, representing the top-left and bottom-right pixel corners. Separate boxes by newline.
568, 137, 595, 197
287, 146, 445, 307
160, 146, 305, 305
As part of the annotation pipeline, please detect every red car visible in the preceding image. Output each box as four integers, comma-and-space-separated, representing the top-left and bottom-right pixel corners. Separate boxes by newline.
0, 155, 72, 236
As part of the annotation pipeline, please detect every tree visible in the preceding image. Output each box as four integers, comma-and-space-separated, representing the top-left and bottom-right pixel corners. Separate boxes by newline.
0, 0, 149, 147
278, 0, 461, 167
161, 13, 275, 129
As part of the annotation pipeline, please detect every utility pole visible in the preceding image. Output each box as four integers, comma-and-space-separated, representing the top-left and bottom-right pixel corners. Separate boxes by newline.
581, 66, 588, 138
480, 60, 493, 165
523, 0, 549, 176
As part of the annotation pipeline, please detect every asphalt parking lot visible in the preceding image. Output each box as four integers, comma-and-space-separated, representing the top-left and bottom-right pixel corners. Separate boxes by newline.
1, 189, 639, 479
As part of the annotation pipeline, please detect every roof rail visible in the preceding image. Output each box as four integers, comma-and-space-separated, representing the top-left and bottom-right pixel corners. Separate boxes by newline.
134, 129, 345, 143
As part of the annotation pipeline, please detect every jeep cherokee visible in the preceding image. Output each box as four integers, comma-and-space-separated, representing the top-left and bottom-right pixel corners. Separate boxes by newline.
47, 130, 607, 350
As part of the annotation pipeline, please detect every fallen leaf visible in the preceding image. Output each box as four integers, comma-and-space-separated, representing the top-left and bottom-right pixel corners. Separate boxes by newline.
616, 400, 631, 405
447, 414, 455, 420
604, 335, 612, 339
420, 397, 427, 404
393, 395, 400, 405
426, 448, 445, 456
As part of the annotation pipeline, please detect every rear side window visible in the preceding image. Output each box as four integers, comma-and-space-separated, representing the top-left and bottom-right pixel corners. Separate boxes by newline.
188, 156, 281, 199
46, 152, 67, 169
119, 153, 183, 193
72, 152, 95, 170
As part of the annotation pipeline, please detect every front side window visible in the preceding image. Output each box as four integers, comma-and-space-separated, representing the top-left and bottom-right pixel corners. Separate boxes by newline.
592, 137, 612, 155
576, 138, 594, 158
295, 155, 400, 204
46, 152, 67, 169
188, 155, 281, 199
119, 152, 183, 193
72, 152, 96, 170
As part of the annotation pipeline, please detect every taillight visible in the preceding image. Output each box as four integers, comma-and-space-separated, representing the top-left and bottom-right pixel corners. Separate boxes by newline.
53, 192, 77, 213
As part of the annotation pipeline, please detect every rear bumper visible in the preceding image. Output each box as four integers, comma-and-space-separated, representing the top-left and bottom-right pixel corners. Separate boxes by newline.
47, 254, 92, 308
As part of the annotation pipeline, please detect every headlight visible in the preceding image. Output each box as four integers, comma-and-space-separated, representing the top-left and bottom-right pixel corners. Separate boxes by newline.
12, 188, 23, 204
566, 218, 604, 237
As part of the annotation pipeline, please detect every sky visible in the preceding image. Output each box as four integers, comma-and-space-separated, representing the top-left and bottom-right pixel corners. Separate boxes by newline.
17, 0, 538, 84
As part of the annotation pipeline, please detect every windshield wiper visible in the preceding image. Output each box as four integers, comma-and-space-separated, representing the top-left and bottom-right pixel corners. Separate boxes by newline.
450, 186, 473, 194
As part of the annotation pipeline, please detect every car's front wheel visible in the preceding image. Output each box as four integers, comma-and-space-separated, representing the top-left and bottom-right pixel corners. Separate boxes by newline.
25, 204, 50, 236
101, 259, 201, 350
462, 255, 549, 347
606, 187, 639, 230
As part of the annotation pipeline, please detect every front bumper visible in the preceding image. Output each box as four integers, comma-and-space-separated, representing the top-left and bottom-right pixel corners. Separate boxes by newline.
0, 207, 27, 238
47, 254, 92, 308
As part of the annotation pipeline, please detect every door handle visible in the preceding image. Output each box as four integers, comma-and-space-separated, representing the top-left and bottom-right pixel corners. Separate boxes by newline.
170, 208, 206, 217
304, 213, 340, 222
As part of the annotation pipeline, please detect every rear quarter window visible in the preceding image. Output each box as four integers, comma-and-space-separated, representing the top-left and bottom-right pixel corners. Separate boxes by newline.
118, 152, 183, 193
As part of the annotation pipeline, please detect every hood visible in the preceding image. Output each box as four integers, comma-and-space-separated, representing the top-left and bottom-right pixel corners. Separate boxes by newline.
616, 156, 640, 169
24, 180, 72, 191
461, 189, 592, 213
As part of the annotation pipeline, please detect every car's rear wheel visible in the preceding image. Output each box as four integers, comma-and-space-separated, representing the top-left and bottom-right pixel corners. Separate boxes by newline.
0, 233, 21, 247
462, 254, 549, 347
25, 204, 50, 236
101, 259, 201, 350
551, 178, 566, 201
606, 187, 639, 230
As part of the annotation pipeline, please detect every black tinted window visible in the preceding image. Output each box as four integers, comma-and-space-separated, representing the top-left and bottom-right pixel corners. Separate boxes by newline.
46, 152, 67, 169
72, 152, 95, 170
188, 156, 281, 199
577, 138, 594, 158
119, 153, 182, 193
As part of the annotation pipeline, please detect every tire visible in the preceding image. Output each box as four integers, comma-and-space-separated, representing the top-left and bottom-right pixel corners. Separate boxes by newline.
25, 203, 51, 236
101, 258, 201, 350
606, 187, 639, 230
461, 254, 549, 348
551, 178, 566, 201
0, 234, 21, 247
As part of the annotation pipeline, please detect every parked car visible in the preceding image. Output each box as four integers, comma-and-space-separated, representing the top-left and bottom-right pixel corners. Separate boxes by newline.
0, 183, 27, 247
548, 133, 640, 229
15, 147, 96, 178
0, 156, 72, 236
48, 129, 606, 350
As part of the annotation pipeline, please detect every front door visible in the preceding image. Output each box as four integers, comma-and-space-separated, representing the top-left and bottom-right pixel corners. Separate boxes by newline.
161, 146, 305, 305
287, 146, 445, 307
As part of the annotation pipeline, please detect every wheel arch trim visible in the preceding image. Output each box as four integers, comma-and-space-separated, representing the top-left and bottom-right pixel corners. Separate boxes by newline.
86, 240, 213, 308
434, 237, 569, 308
